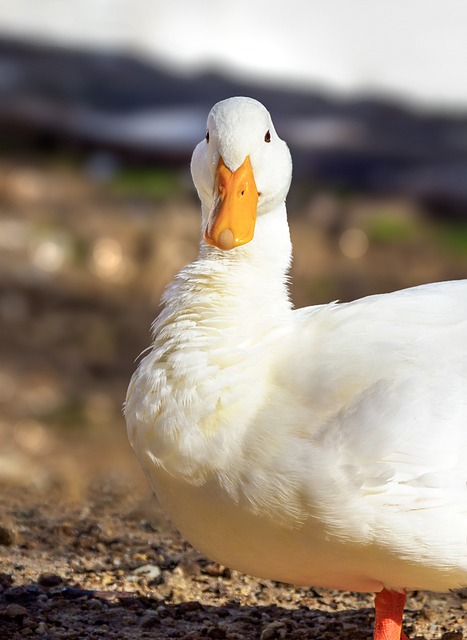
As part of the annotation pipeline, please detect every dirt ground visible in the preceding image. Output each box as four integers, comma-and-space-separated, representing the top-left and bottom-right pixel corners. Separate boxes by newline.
1, 437, 466, 640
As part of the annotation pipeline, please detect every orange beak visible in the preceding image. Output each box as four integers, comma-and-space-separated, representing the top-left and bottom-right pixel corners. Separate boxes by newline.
204, 155, 258, 251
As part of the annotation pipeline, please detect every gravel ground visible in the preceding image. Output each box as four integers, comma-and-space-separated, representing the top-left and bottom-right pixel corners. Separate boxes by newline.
1, 471, 466, 640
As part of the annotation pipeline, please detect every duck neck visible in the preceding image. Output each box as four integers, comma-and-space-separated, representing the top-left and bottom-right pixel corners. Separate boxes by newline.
204, 201, 291, 266
195, 203, 292, 311
156, 203, 293, 345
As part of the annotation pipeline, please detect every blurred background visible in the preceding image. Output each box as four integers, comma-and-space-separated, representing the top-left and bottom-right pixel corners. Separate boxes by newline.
0, 0, 466, 495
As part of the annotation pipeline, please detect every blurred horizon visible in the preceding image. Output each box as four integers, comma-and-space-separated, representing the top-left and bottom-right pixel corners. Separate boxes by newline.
1, 35, 467, 213
1, 0, 467, 112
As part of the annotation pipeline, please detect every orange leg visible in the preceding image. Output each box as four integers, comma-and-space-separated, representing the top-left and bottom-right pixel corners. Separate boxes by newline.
374, 588, 409, 640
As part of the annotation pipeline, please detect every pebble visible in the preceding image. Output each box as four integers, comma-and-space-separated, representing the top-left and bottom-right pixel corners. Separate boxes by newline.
0, 525, 14, 546
5, 603, 28, 617
36, 621, 48, 634
132, 564, 162, 581
203, 563, 231, 579
0, 573, 13, 589
260, 621, 287, 640
139, 612, 160, 629
38, 573, 63, 587
23, 617, 36, 629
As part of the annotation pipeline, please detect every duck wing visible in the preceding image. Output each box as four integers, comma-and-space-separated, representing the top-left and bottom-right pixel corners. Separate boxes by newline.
280, 280, 467, 551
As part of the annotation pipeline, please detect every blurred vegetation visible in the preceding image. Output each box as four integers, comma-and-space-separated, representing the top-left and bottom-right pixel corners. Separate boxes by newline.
110, 167, 184, 200
365, 214, 415, 245
438, 225, 467, 256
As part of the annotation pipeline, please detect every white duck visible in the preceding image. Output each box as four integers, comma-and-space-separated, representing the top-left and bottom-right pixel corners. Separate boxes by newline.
125, 97, 467, 640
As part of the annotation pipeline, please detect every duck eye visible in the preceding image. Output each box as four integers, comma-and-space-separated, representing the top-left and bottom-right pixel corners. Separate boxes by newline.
205, 130, 210, 143
264, 130, 271, 143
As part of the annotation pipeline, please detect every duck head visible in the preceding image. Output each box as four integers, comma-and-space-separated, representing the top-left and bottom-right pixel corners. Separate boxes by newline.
191, 97, 292, 251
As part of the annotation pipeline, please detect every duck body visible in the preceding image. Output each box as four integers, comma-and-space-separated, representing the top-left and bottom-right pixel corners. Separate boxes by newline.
127, 251, 467, 593
125, 97, 467, 637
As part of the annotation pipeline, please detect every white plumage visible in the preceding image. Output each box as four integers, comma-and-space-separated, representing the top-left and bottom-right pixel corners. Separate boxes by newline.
125, 97, 467, 639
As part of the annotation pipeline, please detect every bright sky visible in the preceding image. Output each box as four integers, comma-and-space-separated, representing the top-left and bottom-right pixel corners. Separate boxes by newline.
1, 0, 467, 111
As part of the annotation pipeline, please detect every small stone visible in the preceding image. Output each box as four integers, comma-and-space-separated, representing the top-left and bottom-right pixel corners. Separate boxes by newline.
87, 598, 103, 610
38, 573, 63, 587
5, 603, 28, 618
0, 573, 13, 589
132, 564, 162, 580
260, 621, 287, 640
139, 612, 160, 629
441, 633, 463, 640
22, 617, 36, 629
0, 525, 14, 546
36, 621, 48, 634
202, 563, 231, 578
